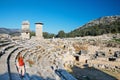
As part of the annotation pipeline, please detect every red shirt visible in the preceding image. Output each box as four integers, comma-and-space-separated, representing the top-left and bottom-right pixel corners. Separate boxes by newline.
18, 57, 24, 66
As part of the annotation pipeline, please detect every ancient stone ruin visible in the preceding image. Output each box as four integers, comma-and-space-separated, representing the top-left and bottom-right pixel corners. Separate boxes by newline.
0, 21, 120, 80
21, 21, 30, 40
21, 21, 44, 40
35, 22, 44, 39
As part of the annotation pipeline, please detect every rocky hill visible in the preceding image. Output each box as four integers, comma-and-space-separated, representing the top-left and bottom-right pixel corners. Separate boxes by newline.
82, 15, 120, 28
0, 28, 20, 36
67, 15, 120, 37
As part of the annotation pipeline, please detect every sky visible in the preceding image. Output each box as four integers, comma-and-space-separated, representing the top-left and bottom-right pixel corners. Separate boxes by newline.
0, 0, 120, 34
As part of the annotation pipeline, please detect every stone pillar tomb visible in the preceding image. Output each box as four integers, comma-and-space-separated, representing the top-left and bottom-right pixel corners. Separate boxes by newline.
35, 22, 43, 39
21, 21, 30, 39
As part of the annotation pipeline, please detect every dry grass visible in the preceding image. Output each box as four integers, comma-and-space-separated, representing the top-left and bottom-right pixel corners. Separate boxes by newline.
26, 59, 34, 67
73, 44, 88, 52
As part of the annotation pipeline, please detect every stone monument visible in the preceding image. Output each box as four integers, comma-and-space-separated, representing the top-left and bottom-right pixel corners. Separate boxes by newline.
35, 22, 43, 39
21, 21, 30, 39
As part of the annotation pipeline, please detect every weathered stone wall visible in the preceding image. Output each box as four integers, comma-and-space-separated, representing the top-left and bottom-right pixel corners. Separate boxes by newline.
21, 32, 30, 40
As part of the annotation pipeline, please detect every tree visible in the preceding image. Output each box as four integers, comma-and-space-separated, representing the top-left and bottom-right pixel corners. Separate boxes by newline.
30, 31, 35, 37
43, 32, 49, 38
49, 34, 55, 38
43, 32, 55, 38
56, 30, 66, 38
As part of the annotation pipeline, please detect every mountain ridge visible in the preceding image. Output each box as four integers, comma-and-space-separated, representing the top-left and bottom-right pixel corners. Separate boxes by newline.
0, 28, 21, 36
67, 15, 120, 37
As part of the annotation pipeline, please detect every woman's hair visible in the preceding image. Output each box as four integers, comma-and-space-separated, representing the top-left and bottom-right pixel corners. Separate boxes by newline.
18, 53, 22, 61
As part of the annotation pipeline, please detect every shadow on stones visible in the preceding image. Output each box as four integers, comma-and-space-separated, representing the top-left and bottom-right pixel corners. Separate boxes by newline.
0, 72, 9, 80
0, 66, 118, 80
70, 65, 118, 80
0, 72, 55, 80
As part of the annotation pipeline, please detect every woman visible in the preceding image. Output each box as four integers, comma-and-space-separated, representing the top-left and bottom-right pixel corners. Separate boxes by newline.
17, 53, 25, 77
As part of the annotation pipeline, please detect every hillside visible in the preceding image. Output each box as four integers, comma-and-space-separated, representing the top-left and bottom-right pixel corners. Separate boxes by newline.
0, 28, 20, 36
67, 15, 120, 37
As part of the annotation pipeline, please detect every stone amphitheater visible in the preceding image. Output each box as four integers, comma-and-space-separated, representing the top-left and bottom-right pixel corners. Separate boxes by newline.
0, 21, 77, 80
0, 33, 83, 80
0, 21, 120, 80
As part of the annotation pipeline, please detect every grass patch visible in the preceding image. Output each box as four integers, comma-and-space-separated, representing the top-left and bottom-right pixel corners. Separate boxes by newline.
113, 38, 120, 43
110, 38, 120, 43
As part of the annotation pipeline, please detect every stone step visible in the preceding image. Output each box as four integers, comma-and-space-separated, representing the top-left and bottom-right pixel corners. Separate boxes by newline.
11, 73, 21, 80
6, 46, 23, 80
0, 43, 15, 57
0, 73, 9, 80
11, 48, 25, 60
8, 47, 26, 80
0, 42, 10, 48
2, 43, 15, 51
0, 45, 16, 74
55, 69, 77, 80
